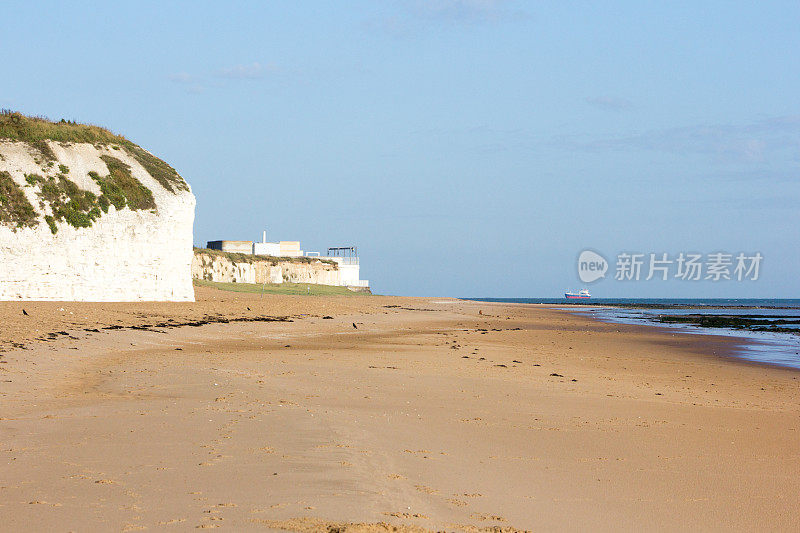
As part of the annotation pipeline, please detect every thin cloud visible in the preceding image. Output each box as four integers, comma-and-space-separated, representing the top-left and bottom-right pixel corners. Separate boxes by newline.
585, 96, 633, 112
168, 61, 278, 94
362, 15, 414, 37
561, 116, 800, 163
183, 84, 206, 95
737, 195, 799, 210
707, 194, 800, 211
168, 72, 197, 84
215, 62, 276, 80
363, 0, 528, 36
409, 0, 524, 24
168, 72, 207, 94
697, 168, 799, 183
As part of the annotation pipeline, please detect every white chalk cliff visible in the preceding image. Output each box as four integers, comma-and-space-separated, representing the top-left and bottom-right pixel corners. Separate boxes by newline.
0, 116, 195, 301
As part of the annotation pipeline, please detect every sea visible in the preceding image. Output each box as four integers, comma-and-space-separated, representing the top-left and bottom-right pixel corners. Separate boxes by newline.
463, 298, 800, 370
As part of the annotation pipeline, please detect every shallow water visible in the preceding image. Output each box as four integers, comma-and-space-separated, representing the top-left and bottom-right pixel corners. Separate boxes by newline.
465, 298, 800, 370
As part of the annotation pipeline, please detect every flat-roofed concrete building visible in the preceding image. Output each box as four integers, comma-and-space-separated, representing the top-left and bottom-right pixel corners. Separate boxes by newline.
206, 240, 254, 254
253, 241, 280, 256
278, 241, 303, 257
208, 239, 304, 257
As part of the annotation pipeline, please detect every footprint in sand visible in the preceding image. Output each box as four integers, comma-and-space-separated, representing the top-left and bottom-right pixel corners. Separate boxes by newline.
384, 512, 429, 519
158, 518, 187, 525
470, 513, 506, 522
268, 503, 290, 509
27, 501, 62, 507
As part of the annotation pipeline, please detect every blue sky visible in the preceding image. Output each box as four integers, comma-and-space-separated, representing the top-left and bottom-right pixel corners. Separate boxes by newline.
3, 1, 799, 297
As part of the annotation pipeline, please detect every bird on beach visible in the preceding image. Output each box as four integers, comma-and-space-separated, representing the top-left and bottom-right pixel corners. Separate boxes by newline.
353, 323, 357, 329
22, 309, 28, 316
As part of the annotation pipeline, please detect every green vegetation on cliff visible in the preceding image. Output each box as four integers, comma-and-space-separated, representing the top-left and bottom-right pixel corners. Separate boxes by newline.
0, 111, 187, 233
95, 156, 156, 211
24, 157, 156, 234
195, 247, 339, 267
0, 110, 188, 192
36, 174, 103, 232
0, 171, 38, 229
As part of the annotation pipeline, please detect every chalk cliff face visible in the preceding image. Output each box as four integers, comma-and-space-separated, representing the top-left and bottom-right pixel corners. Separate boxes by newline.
192, 250, 342, 286
0, 116, 195, 301
191, 249, 370, 291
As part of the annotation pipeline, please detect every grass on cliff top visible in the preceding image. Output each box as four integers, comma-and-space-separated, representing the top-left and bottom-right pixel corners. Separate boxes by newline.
0, 110, 188, 192
193, 279, 368, 296
195, 247, 339, 267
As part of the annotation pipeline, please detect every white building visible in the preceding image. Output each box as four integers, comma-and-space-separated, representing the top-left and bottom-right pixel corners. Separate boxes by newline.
317, 246, 368, 288
251, 231, 303, 257
206, 233, 368, 288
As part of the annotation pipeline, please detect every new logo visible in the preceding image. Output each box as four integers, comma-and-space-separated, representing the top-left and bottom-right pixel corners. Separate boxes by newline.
577, 250, 608, 283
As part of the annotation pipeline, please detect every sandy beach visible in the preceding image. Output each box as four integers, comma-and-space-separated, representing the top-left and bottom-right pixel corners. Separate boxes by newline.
1, 288, 799, 532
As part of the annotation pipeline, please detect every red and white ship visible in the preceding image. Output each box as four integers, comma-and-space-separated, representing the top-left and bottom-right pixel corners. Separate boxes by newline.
564, 289, 591, 299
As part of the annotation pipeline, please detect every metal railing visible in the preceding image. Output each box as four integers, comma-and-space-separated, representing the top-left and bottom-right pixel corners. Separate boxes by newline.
319, 256, 359, 265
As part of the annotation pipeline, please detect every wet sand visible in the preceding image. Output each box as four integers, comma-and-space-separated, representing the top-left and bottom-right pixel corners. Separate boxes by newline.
1, 289, 799, 531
